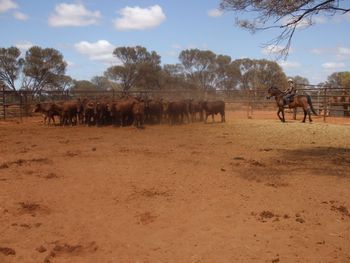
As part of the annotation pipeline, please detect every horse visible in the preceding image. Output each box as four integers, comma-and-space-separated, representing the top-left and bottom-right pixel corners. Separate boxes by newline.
267, 86, 318, 123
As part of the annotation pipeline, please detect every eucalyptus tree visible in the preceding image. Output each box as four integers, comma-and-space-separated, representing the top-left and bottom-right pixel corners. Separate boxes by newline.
327, 71, 350, 88
179, 49, 240, 91
105, 46, 161, 91
232, 58, 287, 91
0, 47, 23, 91
0, 46, 67, 94
22, 46, 66, 93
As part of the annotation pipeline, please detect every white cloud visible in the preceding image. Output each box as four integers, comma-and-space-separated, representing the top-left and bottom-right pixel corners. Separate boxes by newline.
311, 46, 350, 60
66, 60, 75, 68
281, 15, 328, 29
346, 12, 350, 21
167, 50, 179, 57
281, 16, 311, 29
322, 62, 346, 70
333, 12, 350, 23
207, 8, 223, 18
171, 44, 182, 50
311, 48, 328, 55
0, 0, 17, 13
15, 41, 33, 51
49, 3, 101, 27
13, 11, 28, 20
113, 5, 166, 31
74, 40, 117, 64
262, 45, 293, 55
336, 47, 350, 56
278, 61, 301, 69
313, 16, 327, 24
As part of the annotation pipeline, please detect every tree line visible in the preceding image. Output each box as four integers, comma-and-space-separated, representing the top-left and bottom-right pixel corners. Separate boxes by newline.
0, 45, 349, 95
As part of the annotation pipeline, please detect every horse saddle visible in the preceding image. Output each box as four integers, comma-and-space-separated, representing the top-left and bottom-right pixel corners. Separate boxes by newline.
284, 95, 294, 105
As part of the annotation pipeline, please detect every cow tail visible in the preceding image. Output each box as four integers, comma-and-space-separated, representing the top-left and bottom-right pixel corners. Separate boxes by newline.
307, 94, 318, 115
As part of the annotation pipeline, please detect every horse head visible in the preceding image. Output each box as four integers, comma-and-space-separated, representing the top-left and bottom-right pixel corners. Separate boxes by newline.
266, 86, 281, 99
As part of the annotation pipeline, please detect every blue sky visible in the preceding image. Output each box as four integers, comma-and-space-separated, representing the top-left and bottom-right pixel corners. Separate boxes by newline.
1, 0, 350, 84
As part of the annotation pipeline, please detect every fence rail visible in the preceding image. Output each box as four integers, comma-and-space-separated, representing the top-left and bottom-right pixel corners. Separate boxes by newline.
1, 86, 349, 121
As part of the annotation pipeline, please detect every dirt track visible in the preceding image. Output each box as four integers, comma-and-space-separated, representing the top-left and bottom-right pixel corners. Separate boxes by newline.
0, 111, 350, 263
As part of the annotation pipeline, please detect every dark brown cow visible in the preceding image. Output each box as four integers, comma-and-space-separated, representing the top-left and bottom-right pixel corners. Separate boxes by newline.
144, 99, 163, 124
202, 100, 225, 123
132, 101, 145, 128
82, 99, 96, 126
189, 100, 204, 122
32, 102, 62, 125
94, 100, 110, 126
167, 100, 190, 125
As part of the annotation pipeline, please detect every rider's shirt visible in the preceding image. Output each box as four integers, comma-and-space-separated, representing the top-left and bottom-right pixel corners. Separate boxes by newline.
284, 83, 296, 95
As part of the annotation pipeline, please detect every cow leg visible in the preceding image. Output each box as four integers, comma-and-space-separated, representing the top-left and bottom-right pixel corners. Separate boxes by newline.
221, 111, 225, 122
212, 113, 214, 123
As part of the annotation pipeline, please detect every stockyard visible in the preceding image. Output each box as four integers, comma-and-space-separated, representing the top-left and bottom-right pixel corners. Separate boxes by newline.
0, 89, 350, 263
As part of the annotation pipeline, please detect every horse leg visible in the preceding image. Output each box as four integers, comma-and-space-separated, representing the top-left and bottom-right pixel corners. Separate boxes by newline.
277, 108, 285, 122
277, 109, 282, 121
293, 108, 297, 120
308, 108, 312, 122
205, 113, 208, 123
302, 109, 307, 122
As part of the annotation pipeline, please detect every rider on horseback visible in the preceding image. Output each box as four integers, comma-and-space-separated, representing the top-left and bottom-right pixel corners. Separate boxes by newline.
283, 78, 296, 105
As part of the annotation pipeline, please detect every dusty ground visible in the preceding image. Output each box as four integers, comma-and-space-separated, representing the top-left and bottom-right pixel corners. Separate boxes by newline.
0, 111, 350, 263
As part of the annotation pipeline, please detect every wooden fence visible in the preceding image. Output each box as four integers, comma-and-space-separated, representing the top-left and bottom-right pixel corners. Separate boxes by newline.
0, 85, 349, 121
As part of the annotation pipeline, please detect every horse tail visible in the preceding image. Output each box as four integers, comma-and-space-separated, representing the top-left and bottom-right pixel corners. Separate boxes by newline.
306, 94, 318, 115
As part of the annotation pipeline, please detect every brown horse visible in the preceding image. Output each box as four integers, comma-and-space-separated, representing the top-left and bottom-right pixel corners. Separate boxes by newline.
267, 86, 318, 123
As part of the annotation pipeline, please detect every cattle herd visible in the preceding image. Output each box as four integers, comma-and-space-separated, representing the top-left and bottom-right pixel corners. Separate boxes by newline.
33, 97, 226, 127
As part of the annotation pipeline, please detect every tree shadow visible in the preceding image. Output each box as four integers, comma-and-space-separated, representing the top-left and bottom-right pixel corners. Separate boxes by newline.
277, 147, 350, 177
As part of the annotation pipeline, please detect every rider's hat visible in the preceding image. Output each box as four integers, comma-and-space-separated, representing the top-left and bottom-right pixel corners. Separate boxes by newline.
287, 78, 294, 82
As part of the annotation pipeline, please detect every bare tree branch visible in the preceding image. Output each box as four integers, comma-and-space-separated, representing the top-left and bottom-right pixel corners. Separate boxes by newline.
220, 0, 350, 59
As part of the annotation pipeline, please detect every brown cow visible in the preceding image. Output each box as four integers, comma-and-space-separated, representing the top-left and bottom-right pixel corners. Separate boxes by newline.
32, 102, 62, 125
81, 99, 96, 126
132, 101, 145, 128
94, 100, 110, 126
167, 100, 190, 125
144, 99, 163, 124
60, 100, 80, 126
108, 97, 139, 126
189, 100, 204, 122
202, 100, 225, 123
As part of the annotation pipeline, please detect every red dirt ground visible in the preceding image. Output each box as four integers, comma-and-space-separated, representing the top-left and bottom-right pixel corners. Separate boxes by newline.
0, 111, 350, 263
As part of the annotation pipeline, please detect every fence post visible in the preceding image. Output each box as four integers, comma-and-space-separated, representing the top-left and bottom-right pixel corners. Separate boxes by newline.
19, 92, 23, 121
3, 87, 6, 120
323, 87, 327, 122
247, 89, 252, 119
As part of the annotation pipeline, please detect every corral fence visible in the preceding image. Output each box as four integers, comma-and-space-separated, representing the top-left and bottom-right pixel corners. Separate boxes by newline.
0, 84, 349, 122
